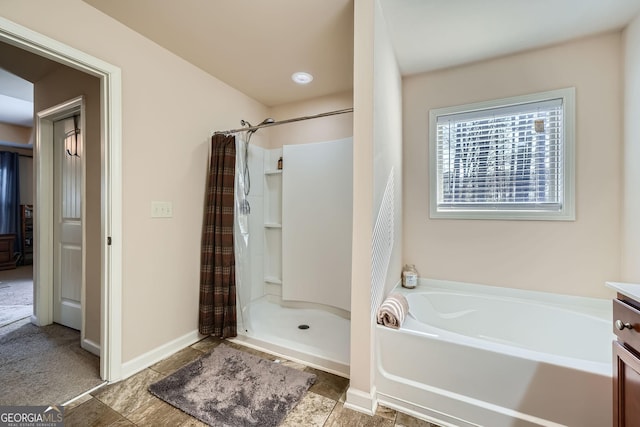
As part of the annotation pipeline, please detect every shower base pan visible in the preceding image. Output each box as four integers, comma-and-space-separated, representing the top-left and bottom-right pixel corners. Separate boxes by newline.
230, 297, 350, 377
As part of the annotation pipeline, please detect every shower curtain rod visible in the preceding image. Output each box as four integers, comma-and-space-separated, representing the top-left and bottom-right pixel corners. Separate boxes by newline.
214, 108, 353, 135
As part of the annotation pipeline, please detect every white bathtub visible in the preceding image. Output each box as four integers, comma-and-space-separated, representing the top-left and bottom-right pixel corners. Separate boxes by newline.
375, 279, 613, 427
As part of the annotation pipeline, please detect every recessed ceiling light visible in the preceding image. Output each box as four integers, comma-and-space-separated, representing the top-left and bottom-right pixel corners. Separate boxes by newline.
291, 72, 313, 85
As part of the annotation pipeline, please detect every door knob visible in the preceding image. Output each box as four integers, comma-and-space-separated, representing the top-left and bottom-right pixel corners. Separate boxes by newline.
615, 319, 633, 331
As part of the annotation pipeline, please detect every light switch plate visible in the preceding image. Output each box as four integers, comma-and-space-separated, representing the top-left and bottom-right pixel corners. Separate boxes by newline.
151, 201, 173, 218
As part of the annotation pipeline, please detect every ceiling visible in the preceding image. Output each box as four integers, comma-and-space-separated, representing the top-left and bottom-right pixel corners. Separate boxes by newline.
82, 0, 355, 108
0, 41, 65, 144
82, 0, 640, 107
2, 0, 640, 131
0, 69, 32, 127
380, 0, 640, 75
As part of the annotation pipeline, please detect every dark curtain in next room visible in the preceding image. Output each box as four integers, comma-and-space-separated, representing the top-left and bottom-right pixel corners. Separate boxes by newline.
0, 151, 21, 254
199, 134, 237, 338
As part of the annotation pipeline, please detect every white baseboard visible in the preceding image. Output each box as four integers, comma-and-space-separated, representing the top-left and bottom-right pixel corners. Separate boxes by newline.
120, 329, 204, 380
30, 314, 41, 326
82, 338, 101, 356
344, 385, 377, 415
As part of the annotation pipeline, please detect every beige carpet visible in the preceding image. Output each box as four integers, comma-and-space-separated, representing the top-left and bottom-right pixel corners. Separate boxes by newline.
0, 318, 103, 405
0, 265, 33, 327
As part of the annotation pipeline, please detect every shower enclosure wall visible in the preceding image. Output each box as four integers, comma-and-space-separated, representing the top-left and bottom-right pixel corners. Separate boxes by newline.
233, 137, 353, 377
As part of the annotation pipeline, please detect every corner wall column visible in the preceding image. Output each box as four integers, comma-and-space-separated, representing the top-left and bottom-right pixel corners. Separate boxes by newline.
345, 0, 377, 415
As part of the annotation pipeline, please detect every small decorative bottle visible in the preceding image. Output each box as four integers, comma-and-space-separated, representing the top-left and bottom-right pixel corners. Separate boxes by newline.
402, 264, 418, 289
277, 157, 283, 170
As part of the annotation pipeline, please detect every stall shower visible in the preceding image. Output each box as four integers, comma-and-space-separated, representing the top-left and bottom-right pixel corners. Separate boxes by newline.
216, 110, 353, 377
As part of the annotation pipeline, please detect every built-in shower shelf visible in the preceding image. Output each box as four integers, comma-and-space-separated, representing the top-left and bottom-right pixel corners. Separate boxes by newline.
264, 148, 283, 302
264, 276, 283, 285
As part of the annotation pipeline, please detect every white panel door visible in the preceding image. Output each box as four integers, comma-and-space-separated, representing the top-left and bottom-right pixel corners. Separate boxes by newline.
282, 138, 353, 312
53, 116, 83, 330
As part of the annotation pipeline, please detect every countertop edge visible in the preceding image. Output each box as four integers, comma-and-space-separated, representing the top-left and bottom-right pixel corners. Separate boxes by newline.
606, 281, 640, 302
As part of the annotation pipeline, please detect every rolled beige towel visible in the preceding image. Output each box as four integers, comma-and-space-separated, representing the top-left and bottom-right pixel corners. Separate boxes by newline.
376, 293, 409, 329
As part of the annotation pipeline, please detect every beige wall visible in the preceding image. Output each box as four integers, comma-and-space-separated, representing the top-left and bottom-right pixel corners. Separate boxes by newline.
0, 0, 269, 363
373, 1, 402, 301
266, 91, 353, 148
34, 65, 102, 344
403, 32, 623, 299
623, 17, 640, 282
0, 122, 32, 145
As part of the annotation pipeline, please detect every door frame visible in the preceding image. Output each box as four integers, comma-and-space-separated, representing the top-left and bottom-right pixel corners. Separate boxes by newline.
40, 97, 86, 338
0, 16, 123, 382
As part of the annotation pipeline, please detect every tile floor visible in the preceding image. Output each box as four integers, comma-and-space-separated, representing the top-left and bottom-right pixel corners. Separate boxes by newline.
64, 337, 441, 427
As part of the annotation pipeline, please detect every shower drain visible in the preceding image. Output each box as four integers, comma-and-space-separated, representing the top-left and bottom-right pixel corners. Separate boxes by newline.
298, 324, 310, 330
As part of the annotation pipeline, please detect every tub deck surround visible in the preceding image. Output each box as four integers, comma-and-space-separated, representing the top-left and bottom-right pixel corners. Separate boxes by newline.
376, 279, 613, 427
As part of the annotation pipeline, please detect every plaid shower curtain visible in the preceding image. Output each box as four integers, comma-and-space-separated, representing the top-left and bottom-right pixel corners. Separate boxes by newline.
199, 134, 237, 338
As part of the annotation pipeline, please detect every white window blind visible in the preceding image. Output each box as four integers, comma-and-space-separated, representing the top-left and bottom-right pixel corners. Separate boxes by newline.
429, 88, 575, 220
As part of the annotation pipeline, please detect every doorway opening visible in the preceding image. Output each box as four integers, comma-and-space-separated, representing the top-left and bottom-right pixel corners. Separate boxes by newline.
0, 15, 123, 382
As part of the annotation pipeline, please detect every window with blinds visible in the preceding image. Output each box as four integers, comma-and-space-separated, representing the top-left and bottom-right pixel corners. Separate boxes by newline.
429, 88, 575, 220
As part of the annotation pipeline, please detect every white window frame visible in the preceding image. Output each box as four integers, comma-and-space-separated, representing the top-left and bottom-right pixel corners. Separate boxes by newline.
429, 87, 575, 221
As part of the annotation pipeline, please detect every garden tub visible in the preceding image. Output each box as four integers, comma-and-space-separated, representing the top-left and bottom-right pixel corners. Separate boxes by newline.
375, 279, 613, 427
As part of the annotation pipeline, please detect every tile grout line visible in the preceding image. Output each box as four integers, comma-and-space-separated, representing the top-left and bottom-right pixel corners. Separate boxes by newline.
322, 398, 339, 427
99, 343, 212, 427
62, 381, 108, 408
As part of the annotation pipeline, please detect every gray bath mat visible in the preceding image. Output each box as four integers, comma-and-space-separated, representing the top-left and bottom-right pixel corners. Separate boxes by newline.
148, 343, 316, 426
